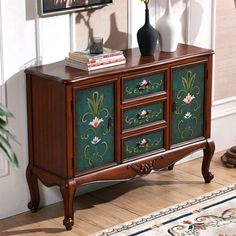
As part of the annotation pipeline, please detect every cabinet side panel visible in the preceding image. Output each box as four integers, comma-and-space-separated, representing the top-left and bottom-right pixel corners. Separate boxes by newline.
30, 76, 67, 178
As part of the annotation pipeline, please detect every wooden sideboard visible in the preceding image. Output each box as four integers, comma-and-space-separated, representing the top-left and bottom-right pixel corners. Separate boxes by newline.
25, 44, 215, 230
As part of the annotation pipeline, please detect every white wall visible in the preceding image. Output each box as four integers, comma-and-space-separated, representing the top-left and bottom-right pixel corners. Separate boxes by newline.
129, 0, 214, 49
0, 0, 71, 219
0, 0, 235, 220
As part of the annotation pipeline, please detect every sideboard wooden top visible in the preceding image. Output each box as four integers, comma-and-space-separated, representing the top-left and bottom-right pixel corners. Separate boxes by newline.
25, 44, 213, 84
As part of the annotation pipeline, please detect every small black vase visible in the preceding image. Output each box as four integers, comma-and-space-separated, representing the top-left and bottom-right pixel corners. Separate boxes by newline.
137, 8, 158, 56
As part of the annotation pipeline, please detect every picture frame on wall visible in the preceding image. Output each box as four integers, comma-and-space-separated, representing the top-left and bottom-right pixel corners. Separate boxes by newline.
39, 0, 113, 16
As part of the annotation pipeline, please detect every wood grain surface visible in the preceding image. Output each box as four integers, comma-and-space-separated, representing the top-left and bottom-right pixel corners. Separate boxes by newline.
0, 152, 233, 236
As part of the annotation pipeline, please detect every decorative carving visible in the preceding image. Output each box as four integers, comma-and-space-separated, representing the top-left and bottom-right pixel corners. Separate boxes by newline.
128, 156, 163, 176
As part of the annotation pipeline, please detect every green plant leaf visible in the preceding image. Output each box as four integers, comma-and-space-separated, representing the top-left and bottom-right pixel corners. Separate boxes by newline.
0, 103, 14, 118
0, 118, 20, 144
0, 134, 19, 168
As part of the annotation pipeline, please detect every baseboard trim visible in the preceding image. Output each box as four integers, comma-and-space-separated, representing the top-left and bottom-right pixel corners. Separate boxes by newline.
212, 96, 236, 120
213, 96, 236, 106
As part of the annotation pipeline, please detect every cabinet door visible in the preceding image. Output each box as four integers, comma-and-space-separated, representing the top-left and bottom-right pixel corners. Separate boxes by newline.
75, 83, 115, 172
172, 63, 205, 145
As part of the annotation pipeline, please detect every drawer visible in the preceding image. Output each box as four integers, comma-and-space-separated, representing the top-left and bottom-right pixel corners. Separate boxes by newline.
123, 102, 164, 130
123, 130, 164, 159
123, 71, 165, 101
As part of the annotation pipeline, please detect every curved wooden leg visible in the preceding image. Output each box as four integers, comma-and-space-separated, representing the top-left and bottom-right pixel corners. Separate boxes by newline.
168, 163, 175, 171
60, 180, 76, 230
26, 165, 40, 212
202, 139, 215, 183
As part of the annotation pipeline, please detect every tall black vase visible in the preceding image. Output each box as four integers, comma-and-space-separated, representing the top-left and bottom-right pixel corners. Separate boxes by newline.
137, 8, 158, 56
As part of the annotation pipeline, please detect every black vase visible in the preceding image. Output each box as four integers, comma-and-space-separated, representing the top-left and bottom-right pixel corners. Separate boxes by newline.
137, 8, 158, 56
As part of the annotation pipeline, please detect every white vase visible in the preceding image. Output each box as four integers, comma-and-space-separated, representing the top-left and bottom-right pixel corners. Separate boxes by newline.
156, 0, 181, 52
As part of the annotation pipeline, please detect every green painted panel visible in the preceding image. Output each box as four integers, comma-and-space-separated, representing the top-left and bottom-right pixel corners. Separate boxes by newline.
124, 131, 164, 159
172, 64, 205, 145
124, 72, 164, 100
75, 83, 114, 172
123, 102, 164, 130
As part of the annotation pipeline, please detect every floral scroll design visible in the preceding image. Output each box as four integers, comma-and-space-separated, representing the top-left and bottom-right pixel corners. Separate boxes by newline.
126, 137, 162, 156
174, 70, 201, 140
125, 108, 163, 127
125, 78, 163, 97
80, 92, 110, 168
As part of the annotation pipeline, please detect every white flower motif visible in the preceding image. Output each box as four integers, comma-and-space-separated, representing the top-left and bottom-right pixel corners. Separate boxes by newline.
183, 93, 195, 104
139, 110, 149, 118
91, 136, 101, 145
139, 139, 148, 147
141, 79, 148, 87
184, 112, 192, 119
89, 117, 104, 129
138, 79, 149, 90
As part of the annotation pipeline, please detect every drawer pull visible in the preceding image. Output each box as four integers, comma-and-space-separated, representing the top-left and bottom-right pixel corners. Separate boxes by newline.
136, 110, 150, 120
107, 117, 113, 129
137, 138, 149, 148
137, 79, 150, 91
172, 102, 177, 112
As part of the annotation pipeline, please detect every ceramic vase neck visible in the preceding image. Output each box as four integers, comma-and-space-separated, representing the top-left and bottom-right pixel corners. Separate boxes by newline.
165, 0, 172, 16
145, 8, 150, 25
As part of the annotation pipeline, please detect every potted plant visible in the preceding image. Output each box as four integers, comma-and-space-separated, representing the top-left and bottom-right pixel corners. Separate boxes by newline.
0, 103, 19, 167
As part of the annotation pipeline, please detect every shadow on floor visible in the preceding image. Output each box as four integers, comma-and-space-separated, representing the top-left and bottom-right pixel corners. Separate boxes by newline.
0, 168, 205, 235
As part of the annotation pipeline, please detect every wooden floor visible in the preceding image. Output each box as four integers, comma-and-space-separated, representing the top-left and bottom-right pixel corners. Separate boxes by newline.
1, 151, 236, 236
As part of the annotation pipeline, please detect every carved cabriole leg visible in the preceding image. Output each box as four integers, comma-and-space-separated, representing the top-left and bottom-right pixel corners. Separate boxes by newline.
202, 139, 215, 183
60, 179, 76, 230
26, 165, 40, 212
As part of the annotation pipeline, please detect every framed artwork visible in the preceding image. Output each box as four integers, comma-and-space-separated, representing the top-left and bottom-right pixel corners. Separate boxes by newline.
39, 0, 113, 16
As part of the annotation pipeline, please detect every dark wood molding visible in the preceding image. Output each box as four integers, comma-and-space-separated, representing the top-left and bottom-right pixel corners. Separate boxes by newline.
25, 44, 214, 85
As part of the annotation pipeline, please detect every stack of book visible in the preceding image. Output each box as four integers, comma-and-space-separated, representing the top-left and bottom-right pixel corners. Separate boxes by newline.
65, 48, 126, 71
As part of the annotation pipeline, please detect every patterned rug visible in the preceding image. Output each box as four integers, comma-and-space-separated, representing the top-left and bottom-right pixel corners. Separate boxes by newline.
94, 184, 236, 236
